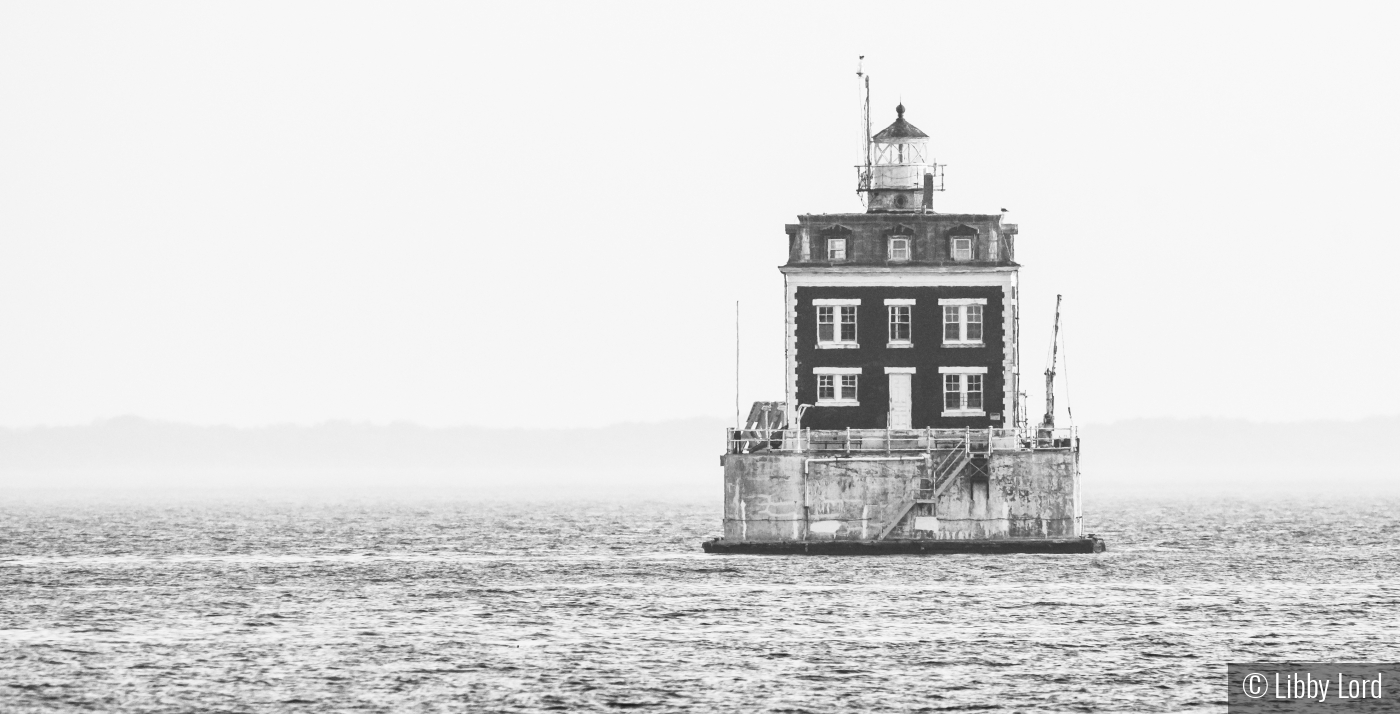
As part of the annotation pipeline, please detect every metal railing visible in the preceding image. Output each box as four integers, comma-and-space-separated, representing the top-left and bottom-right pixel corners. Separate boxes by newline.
725, 426, 1076, 455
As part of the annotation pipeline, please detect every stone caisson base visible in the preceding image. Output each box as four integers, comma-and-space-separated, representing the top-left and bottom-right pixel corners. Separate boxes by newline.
701, 536, 1106, 555
721, 450, 1085, 543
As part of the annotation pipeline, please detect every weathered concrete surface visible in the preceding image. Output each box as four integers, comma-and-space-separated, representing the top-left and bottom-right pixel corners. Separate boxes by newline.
721, 449, 1079, 542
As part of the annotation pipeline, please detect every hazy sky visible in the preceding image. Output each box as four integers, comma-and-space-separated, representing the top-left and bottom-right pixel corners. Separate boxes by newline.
2, 2, 1397, 428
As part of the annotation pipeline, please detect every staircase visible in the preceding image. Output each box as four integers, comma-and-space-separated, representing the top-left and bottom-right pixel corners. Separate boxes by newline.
924, 442, 971, 499
876, 441, 987, 541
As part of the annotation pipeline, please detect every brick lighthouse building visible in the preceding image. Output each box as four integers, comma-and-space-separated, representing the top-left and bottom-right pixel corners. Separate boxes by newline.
705, 94, 1099, 555
783, 104, 1021, 433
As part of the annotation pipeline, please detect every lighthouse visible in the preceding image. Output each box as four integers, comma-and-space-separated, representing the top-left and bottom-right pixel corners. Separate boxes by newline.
861, 103, 940, 212
785, 104, 1020, 434
705, 92, 1100, 555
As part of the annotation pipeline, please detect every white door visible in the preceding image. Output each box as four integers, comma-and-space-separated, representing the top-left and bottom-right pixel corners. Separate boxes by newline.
888, 373, 912, 429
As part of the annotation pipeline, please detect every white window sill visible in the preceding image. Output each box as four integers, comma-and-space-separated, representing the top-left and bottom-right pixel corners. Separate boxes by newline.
942, 341, 985, 348
817, 342, 860, 349
941, 409, 987, 417
887, 342, 913, 348
816, 399, 860, 407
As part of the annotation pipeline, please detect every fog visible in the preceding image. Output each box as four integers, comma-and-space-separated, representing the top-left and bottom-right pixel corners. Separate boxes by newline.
2, 3, 1399, 431
3, 417, 1394, 501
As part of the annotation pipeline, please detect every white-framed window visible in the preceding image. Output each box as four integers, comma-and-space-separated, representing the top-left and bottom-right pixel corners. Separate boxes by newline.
888, 305, 911, 344
814, 367, 861, 406
827, 238, 847, 261
940, 298, 987, 345
952, 237, 973, 261
888, 237, 910, 261
885, 298, 914, 346
814, 299, 859, 348
943, 305, 983, 341
875, 142, 926, 165
939, 366, 987, 416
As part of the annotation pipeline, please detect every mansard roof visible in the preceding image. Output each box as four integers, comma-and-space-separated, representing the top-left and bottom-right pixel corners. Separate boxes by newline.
792, 211, 1005, 225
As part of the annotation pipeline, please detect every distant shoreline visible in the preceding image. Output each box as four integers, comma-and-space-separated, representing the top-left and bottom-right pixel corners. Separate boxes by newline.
2, 416, 1397, 497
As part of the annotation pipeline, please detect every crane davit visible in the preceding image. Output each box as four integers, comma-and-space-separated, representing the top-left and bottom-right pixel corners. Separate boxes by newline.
1040, 294, 1063, 432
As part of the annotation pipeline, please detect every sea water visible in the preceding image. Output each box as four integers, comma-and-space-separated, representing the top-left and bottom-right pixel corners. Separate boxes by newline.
2, 496, 1398, 712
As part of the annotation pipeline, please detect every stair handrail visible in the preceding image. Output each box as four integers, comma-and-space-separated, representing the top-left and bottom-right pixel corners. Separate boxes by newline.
920, 440, 967, 497
931, 440, 965, 478
931, 449, 973, 499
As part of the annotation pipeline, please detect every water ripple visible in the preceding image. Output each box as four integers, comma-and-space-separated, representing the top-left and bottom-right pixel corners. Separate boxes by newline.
0, 497, 1397, 712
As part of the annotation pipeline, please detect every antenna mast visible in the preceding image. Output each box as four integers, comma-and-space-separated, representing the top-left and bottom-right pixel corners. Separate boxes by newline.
862, 65, 871, 169
1040, 295, 1063, 430
856, 57, 871, 200
735, 300, 741, 429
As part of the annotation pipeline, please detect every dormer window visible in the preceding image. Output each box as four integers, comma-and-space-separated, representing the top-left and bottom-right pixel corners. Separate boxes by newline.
952, 237, 973, 261
827, 238, 847, 261
888, 237, 910, 261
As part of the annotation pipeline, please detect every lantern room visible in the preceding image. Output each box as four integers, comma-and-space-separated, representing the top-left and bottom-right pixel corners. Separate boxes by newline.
861, 104, 944, 213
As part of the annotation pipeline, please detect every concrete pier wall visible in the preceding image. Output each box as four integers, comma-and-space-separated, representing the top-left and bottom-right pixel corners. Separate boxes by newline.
720, 450, 1079, 542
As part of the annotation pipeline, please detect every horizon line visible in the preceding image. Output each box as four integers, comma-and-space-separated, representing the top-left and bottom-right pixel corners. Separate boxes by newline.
2, 413, 1400, 432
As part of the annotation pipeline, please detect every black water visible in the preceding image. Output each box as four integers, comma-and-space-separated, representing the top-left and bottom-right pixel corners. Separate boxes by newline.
2, 496, 1397, 712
